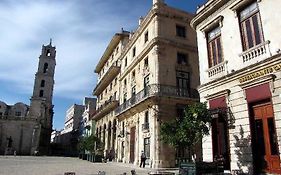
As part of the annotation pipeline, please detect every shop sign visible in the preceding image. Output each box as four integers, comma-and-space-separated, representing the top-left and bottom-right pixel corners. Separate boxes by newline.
239, 63, 281, 83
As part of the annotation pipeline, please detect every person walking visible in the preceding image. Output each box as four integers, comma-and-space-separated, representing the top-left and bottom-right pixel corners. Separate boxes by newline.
139, 151, 146, 168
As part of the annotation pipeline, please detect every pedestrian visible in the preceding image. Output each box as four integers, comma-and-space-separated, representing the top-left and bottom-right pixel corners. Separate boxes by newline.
139, 151, 146, 168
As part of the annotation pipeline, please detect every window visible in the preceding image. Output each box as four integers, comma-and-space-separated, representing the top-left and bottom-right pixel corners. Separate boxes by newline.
239, 2, 264, 51
144, 57, 149, 68
144, 138, 150, 159
177, 52, 188, 65
176, 25, 186, 38
46, 49, 51, 56
132, 71, 136, 82
123, 93, 127, 103
114, 78, 117, 85
43, 63, 48, 73
125, 57, 127, 67
0, 112, 3, 116
132, 47, 136, 57
40, 80, 45, 87
176, 71, 190, 97
177, 105, 185, 121
145, 111, 149, 123
109, 83, 112, 91
207, 26, 223, 67
131, 86, 136, 96
39, 90, 44, 97
15, 111, 21, 116
144, 31, 149, 43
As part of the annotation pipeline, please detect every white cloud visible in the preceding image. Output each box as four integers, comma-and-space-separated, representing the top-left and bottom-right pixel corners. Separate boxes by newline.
0, 0, 149, 102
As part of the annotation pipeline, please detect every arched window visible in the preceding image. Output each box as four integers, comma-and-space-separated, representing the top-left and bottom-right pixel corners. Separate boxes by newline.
40, 80, 45, 87
43, 63, 48, 73
39, 90, 44, 97
46, 49, 51, 56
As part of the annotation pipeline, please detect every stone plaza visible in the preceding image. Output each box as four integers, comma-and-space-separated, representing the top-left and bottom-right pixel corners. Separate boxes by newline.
0, 156, 172, 175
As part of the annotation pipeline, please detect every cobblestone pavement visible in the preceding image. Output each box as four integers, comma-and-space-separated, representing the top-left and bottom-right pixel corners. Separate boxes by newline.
0, 156, 165, 175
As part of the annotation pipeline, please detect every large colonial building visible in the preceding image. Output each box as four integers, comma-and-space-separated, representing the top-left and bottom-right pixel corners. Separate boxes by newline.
0, 42, 56, 155
92, 0, 199, 168
191, 0, 281, 174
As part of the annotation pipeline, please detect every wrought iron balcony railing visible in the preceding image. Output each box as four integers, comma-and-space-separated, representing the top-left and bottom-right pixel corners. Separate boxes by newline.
115, 84, 199, 116
93, 96, 118, 120
94, 61, 121, 95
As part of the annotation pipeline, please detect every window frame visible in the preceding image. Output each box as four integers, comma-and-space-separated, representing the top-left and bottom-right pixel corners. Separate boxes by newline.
176, 25, 186, 38
207, 26, 223, 68
238, 2, 264, 51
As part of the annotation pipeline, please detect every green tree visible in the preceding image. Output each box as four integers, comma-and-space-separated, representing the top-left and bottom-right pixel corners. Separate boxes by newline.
160, 102, 212, 162
78, 134, 103, 155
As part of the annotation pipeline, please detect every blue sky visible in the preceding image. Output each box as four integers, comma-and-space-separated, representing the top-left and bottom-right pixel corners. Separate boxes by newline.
0, 0, 207, 130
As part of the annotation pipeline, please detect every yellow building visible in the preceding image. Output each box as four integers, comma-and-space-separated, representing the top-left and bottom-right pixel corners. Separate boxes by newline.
92, 0, 199, 168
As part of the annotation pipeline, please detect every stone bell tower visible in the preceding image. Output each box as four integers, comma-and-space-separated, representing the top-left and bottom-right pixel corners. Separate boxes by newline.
29, 40, 56, 154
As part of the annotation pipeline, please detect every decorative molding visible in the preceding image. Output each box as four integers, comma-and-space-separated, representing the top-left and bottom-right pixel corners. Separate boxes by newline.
200, 15, 224, 33
239, 74, 276, 91
205, 89, 231, 100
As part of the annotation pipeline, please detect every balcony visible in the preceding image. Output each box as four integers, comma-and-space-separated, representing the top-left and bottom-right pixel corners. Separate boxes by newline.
93, 62, 120, 95
92, 97, 119, 120
115, 84, 199, 116
240, 40, 271, 65
142, 123, 149, 132
207, 60, 228, 79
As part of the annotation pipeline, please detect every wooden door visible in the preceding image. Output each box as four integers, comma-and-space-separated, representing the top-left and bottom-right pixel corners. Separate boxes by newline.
211, 114, 230, 170
252, 103, 281, 174
129, 127, 136, 163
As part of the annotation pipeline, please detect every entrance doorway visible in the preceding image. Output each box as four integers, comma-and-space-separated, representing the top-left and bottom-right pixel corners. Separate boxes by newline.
251, 102, 281, 174
211, 112, 230, 170
129, 127, 136, 163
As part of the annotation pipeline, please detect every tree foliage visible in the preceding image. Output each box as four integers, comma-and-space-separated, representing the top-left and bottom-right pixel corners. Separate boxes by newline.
160, 102, 212, 159
78, 134, 103, 154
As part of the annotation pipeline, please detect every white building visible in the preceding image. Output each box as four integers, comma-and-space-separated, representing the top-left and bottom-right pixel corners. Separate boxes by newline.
191, 0, 281, 174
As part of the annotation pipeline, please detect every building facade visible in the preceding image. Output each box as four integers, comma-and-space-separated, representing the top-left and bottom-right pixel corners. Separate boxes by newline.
0, 42, 56, 155
92, 0, 199, 168
80, 97, 97, 137
191, 0, 281, 174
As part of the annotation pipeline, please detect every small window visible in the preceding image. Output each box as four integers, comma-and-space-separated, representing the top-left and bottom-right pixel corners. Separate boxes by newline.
132, 47, 136, 57
177, 53, 188, 65
124, 79, 127, 86
40, 80, 45, 87
0, 112, 3, 116
176, 25, 186, 38
39, 90, 44, 97
144, 57, 149, 68
132, 71, 135, 79
125, 57, 127, 67
114, 78, 117, 85
46, 49, 51, 56
123, 93, 127, 103
145, 111, 149, 123
144, 31, 149, 43
15, 111, 21, 116
132, 86, 136, 96
43, 63, 48, 73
